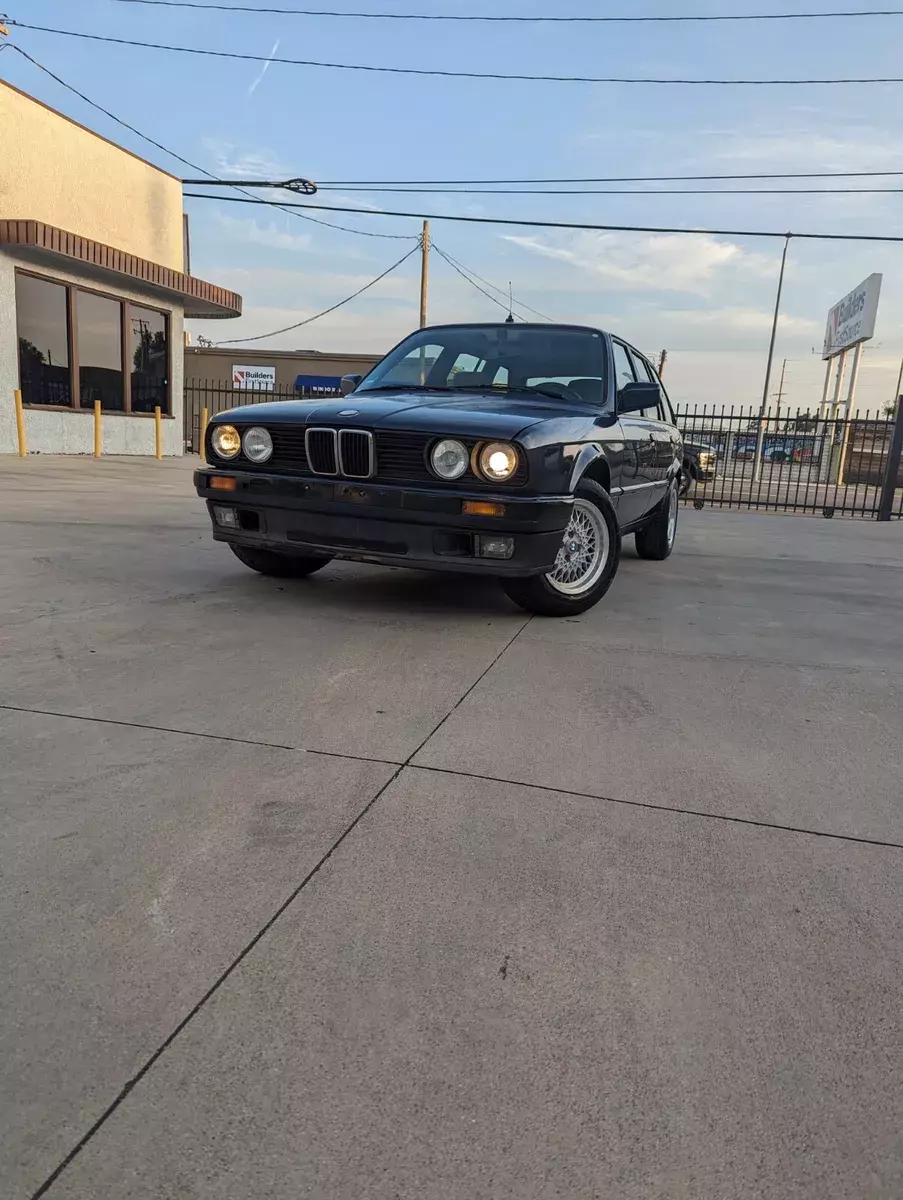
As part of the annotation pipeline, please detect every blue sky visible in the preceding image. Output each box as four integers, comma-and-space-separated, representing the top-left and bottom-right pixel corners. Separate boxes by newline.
7, 0, 903, 410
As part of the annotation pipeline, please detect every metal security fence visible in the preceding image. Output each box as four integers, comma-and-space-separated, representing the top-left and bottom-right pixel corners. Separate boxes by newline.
183, 380, 341, 454
675, 402, 903, 520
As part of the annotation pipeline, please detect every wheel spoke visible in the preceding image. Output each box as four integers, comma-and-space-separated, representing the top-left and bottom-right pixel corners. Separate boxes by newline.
546, 498, 609, 596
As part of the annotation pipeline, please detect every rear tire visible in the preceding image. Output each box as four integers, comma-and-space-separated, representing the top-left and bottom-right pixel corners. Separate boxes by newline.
229, 543, 333, 578
501, 479, 621, 617
635, 479, 678, 561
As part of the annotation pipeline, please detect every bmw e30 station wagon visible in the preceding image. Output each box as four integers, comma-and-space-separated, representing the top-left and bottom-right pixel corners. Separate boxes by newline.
195, 323, 682, 616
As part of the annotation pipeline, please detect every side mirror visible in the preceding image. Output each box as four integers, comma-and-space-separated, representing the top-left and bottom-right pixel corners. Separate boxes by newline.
618, 380, 660, 415
340, 374, 363, 396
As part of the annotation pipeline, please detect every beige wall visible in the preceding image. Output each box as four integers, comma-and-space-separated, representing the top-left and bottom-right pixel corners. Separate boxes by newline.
0, 82, 184, 271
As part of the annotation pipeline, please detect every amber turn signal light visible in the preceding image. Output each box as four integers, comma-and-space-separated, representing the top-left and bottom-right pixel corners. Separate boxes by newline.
210, 476, 237, 491
462, 500, 505, 517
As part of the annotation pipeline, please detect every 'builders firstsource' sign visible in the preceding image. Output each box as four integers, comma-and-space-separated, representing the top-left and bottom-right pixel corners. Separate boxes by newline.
822, 273, 882, 360
233, 365, 276, 390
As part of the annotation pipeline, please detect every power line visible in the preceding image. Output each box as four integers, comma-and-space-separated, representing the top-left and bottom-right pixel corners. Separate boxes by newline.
432, 245, 554, 322
105, 0, 903, 23
183, 191, 903, 242
11, 22, 903, 85
319, 170, 903, 184
434, 248, 525, 319
6, 44, 414, 241
319, 185, 903, 194
212, 244, 419, 344
435, 248, 556, 322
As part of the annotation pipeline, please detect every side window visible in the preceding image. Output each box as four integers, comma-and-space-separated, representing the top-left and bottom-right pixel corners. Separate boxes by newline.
629, 350, 663, 420
612, 341, 635, 390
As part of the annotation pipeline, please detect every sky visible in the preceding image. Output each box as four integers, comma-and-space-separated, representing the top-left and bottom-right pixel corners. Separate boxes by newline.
6, 0, 903, 413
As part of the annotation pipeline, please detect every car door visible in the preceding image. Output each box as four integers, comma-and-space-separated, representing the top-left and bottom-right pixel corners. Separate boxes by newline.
630, 349, 676, 512
612, 339, 656, 524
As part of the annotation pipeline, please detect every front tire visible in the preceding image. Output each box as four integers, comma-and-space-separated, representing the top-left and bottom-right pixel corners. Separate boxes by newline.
501, 479, 621, 617
229, 543, 333, 578
634, 479, 678, 561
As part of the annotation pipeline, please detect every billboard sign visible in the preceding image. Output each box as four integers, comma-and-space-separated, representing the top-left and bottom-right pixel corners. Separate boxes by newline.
233, 365, 276, 390
822, 273, 882, 360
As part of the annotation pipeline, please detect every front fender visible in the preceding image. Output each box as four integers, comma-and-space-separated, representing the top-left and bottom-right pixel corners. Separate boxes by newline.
567, 444, 612, 494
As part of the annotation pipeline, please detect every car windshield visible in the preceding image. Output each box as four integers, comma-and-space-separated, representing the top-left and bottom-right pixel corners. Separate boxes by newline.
357, 325, 607, 405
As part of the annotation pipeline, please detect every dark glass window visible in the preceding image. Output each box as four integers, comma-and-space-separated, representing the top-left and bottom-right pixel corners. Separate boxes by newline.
78, 291, 124, 411
129, 306, 169, 413
16, 274, 72, 406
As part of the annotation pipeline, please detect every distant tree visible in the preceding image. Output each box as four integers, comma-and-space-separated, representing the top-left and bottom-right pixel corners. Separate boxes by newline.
19, 336, 46, 366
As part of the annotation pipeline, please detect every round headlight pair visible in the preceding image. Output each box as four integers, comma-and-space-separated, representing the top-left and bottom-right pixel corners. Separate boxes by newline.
429, 438, 519, 482
211, 424, 273, 463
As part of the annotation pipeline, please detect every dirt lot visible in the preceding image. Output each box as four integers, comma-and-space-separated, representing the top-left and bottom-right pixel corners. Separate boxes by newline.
3, 455, 902, 1199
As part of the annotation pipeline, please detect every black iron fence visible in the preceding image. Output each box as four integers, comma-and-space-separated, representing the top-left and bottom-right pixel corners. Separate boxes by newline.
183, 379, 341, 454
183, 382, 903, 521
674, 403, 903, 520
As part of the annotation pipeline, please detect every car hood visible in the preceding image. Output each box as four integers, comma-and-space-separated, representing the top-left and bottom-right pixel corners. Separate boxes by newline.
218, 390, 594, 439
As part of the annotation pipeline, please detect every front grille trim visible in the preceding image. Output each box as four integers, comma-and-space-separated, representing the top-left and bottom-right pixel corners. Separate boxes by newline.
338, 428, 375, 480
305, 427, 339, 476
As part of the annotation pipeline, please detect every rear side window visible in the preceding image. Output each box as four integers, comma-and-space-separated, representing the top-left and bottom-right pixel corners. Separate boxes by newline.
627, 349, 661, 420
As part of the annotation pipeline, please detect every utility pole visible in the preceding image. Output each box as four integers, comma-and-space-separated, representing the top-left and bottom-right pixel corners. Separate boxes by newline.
419, 220, 430, 329
753, 234, 791, 483
773, 357, 787, 428
657, 349, 668, 378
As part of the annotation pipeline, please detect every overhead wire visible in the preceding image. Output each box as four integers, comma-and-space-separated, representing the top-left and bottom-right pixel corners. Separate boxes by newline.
433, 247, 556, 322
319, 170, 903, 184
433, 246, 529, 321
318, 185, 903, 194
102, 0, 903, 23
3, 44, 415, 240
212, 244, 420, 344
183, 191, 903, 242
10, 22, 903, 85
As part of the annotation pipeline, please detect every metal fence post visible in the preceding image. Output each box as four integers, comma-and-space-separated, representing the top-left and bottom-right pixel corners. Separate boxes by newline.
877, 396, 903, 521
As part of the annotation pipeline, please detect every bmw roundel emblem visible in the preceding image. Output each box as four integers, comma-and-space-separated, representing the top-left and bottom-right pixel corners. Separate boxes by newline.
338, 409, 360, 417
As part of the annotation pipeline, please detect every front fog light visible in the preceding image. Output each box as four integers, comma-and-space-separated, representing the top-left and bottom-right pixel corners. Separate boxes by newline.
475, 535, 514, 560
213, 505, 239, 528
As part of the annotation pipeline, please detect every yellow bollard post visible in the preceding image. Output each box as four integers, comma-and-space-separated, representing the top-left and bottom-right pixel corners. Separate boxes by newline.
14, 389, 27, 457
93, 400, 102, 457
199, 406, 209, 464
154, 405, 163, 459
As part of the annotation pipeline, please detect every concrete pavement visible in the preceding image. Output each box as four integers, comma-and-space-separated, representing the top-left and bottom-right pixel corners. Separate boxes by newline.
2, 456, 901, 1198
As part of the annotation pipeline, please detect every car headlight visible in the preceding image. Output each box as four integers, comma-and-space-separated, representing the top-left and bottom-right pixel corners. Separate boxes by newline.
431, 438, 469, 480
242, 426, 273, 463
211, 424, 241, 460
478, 441, 519, 482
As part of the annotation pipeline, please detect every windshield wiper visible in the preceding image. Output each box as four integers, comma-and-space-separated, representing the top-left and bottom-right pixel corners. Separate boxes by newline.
456, 383, 579, 402
357, 383, 452, 393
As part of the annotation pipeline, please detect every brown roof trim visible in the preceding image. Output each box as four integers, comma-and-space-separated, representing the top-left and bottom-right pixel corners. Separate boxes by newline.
0, 219, 242, 319
0, 80, 181, 181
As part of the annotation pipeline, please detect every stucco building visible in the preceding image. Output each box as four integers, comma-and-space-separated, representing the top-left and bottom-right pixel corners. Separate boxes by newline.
1, 81, 241, 455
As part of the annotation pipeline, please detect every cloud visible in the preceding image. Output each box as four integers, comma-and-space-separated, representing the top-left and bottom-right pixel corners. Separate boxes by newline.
502, 231, 774, 295
213, 213, 312, 253
247, 39, 281, 96
664, 307, 819, 336
201, 138, 288, 180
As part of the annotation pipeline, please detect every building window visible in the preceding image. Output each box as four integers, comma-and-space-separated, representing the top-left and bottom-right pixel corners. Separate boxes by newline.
15, 270, 171, 416
78, 290, 125, 411
16, 273, 72, 407
130, 305, 169, 413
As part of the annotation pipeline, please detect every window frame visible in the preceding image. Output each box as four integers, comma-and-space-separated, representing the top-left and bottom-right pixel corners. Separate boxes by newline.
15, 268, 172, 417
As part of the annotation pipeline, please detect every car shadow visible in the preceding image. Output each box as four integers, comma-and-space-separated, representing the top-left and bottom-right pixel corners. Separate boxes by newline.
222, 562, 520, 620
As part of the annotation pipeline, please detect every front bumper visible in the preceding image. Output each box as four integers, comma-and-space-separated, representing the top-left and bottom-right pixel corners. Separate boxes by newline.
195, 468, 572, 577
